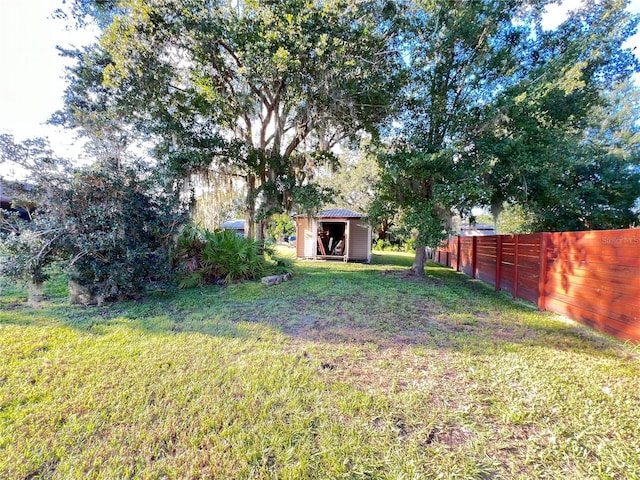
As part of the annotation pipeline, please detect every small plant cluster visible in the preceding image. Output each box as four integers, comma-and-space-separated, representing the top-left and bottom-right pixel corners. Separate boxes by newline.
171, 224, 293, 288
373, 238, 415, 253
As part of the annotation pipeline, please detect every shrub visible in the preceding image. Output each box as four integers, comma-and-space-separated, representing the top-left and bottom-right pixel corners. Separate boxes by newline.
0, 162, 184, 305
262, 245, 294, 276
58, 164, 184, 303
1, 136, 185, 304
266, 213, 295, 242
172, 225, 270, 287
402, 238, 416, 252
373, 239, 392, 251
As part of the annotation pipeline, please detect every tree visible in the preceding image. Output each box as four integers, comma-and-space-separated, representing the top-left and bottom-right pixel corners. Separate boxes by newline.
478, 1, 640, 231
375, 0, 540, 274
377, 0, 639, 275
59, 0, 403, 239
315, 144, 380, 210
266, 213, 295, 243
0, 135, 71, 303
191, 172, 246, 232
0, 134, 184, 305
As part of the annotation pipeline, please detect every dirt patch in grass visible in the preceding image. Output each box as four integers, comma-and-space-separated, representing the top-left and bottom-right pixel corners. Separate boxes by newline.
428, 425, 475, 448
380, 269, 445, 285
277, 310, 441, 348
0, 302, 26, 311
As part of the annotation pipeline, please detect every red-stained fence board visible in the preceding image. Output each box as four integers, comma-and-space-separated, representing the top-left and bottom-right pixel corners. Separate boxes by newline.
438, 229, 640, 343
459, 237, 474, 276
449, 237, 459, 270
542, 229, 640, 342
474, 236, 498, 285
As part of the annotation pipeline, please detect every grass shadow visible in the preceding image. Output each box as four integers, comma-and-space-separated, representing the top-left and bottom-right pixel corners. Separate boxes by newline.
0, 252, 632, 359
256, 257, 631, 360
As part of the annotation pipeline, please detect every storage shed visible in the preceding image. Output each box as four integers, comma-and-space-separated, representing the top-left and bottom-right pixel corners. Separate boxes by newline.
219, 219, 245, 236
295, 209, 372, 262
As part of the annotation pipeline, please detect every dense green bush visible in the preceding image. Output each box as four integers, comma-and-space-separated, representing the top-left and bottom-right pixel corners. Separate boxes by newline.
59, 165, 184, 303
373, 239, 392, 251
372, 238, 415, 253
172, 225, 270, 287
0, 161, 184, 304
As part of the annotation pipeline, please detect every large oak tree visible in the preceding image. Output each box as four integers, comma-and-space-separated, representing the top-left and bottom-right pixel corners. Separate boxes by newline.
375, 0, 638, 274
60, 0, 403, 239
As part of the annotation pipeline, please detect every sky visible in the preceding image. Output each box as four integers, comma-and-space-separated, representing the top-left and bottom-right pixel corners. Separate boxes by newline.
0, 0, 99, 166
1, 0, 640, 176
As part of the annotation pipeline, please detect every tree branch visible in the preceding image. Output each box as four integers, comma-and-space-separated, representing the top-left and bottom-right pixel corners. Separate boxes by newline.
216, 39, 271, 109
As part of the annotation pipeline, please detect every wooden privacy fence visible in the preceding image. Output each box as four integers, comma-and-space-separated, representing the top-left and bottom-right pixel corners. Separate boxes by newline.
435, 229, 640, 343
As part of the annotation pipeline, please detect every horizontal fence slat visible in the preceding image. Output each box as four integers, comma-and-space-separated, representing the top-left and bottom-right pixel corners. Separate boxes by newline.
517, 286, 539, 304
544, 298, 640, 341
547, 260, 640, 286
436, 229, 640, 343
545, 288, 640, 318
545, 271, 639, 297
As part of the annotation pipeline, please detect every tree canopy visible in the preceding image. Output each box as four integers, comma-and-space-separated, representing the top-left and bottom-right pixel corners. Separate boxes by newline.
372, 0, 639, 274
59, 0, 403, 239
478, 1, 640, 232
38, 0, 640, 280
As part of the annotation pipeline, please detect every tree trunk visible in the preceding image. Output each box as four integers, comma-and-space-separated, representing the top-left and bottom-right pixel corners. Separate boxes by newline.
258, 218, 268, 242
27, 280, 45, 306
245, 174, 257, 240
491, 200, 503, 233
410, 243, 427, 276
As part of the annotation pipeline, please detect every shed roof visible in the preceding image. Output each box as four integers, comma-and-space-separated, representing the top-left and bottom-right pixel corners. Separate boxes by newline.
297, 208, 364, 219
220, 219, 245, 229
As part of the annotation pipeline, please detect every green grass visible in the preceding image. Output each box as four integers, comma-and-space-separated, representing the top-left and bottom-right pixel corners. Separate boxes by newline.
1, 251, 639, 479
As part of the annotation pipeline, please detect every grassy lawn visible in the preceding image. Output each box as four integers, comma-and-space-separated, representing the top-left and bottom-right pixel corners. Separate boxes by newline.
1, 250, 639, 479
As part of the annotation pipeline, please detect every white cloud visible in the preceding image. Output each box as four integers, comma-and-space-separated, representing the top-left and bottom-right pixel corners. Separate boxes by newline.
0, 0, 96, 163
541, 0, 583, 31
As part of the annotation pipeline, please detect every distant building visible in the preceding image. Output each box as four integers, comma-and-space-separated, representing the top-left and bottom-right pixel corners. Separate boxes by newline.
219, 219, 245, 236
459, 222, 495, 236
0, 179, 35, 221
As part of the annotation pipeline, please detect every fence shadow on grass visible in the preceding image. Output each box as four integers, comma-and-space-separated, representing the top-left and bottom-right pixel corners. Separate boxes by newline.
0, 254, 632, 360
253, 259, 630, 360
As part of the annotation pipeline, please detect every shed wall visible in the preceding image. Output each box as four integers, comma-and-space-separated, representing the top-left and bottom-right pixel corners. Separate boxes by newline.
295, 217, 312, 258
347, 219, 370, 261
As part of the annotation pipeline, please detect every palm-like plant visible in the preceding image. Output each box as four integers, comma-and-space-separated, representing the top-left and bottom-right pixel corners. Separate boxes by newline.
172, 225, 270, 287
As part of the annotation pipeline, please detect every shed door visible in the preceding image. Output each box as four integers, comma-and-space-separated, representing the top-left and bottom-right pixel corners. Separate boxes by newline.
304, 221, 316, 257
344, 220, 350, 261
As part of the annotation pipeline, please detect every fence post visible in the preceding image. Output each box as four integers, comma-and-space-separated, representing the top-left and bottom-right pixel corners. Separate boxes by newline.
513, 235, 519, 299
472, 236, 478, 279
456, 236, 461, 272
496, 235, 502, 291
537, 233, 548, 310
446, 238, 450, 267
